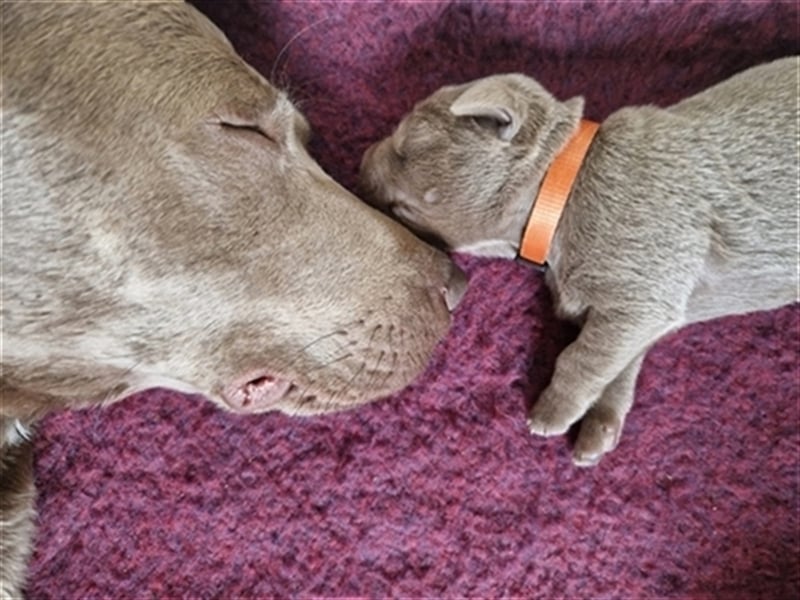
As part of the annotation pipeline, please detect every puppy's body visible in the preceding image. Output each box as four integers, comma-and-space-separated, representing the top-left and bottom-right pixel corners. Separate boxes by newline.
361, 57, 799, 466
1, 2, 464, 595
556, 60, 795, 324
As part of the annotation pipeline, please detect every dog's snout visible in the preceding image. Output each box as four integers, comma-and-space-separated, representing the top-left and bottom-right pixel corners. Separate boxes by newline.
442, 263, 467, 312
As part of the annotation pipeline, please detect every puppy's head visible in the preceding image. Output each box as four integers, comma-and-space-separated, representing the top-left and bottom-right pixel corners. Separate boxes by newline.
360, 74, 584, 257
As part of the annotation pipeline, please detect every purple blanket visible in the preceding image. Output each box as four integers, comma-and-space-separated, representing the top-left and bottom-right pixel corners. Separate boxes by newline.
29, 2, 799, 598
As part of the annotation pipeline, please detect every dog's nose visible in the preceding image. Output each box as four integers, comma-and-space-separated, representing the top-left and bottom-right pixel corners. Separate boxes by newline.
442, 264, 468, 312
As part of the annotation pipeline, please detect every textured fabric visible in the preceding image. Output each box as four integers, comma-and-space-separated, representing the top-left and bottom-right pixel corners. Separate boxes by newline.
28, 2, 799, 598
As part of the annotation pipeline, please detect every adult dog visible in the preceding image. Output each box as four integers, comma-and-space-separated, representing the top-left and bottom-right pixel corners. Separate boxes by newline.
0, 2, 465, 595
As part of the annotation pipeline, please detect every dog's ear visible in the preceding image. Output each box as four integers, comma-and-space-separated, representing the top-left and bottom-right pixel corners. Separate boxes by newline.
450, 78, 526, 142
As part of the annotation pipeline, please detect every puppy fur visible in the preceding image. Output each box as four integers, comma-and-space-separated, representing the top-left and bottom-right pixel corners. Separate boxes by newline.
361, 57, 799, 466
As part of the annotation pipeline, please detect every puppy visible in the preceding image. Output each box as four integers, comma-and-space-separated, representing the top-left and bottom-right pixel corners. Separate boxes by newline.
361, 57, 799, 466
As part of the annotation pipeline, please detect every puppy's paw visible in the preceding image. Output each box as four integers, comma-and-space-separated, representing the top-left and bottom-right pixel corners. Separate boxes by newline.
527, 388, 583, 437
572, 407, 622, 467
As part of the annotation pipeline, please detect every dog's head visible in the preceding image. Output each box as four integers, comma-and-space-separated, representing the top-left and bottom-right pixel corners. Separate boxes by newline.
1, 3, 466, 417
360, 74, 584, 258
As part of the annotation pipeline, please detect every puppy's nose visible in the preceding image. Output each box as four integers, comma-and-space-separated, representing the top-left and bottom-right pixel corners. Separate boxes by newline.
442, 264, 468, 312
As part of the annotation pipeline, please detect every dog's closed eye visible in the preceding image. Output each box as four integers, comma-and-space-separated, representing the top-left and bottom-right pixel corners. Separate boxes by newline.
219, 121, 278, 145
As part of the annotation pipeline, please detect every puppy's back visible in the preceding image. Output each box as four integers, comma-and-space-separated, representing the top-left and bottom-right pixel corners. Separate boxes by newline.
556, 57, 798, 322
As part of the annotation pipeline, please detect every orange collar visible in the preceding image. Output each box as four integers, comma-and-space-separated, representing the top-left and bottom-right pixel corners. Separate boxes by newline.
519, 119, 599, 267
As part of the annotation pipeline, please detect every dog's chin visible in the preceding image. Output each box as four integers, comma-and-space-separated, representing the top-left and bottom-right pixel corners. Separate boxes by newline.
234, 388, 390, 417
113, 375, 205, 405
454, 239, 518, 258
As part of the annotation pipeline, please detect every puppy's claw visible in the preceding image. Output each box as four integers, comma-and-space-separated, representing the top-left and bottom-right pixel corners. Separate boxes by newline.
571, 410, 622, 466
572, 451, 603, 467
527, 414, 571, 437
527, 394, 579, 437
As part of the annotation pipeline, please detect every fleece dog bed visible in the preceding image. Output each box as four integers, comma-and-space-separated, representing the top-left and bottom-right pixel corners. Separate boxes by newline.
29, 2, 798, 597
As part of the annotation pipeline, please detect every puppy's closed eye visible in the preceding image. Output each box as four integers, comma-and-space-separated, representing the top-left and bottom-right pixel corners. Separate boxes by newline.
392, 203, 415, 222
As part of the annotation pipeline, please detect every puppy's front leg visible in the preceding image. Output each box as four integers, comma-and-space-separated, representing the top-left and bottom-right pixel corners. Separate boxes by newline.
572, 353, 645, 466
528, 310, 676, 438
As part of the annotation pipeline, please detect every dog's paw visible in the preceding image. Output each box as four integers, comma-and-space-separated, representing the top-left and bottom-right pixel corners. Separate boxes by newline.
527, 388, 582, 437
571, 407, 622, 467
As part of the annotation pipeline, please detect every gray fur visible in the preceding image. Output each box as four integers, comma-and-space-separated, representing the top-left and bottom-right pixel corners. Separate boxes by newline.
361, 57, 799, 466
1, 2, 465, 595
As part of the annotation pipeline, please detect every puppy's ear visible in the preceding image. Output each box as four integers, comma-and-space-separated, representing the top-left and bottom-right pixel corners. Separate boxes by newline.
450, 78, 526, 142
391, 118, 410, 158
562, 96, 585, 124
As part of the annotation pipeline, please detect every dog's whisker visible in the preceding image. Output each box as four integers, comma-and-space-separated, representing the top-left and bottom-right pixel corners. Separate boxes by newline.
379, 352, 399, 391
269, 16, 333, 85
306, 353, 354, 374
328, 362, 366, 408
280, 327, 351, 374
367, 350, 385, 389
